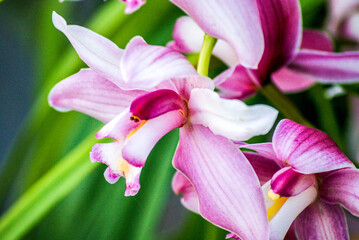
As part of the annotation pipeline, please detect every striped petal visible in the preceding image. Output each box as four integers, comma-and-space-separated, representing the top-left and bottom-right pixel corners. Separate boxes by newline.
170, 0, 264, 68
320, 168, 359, 217
295, 200, 349, 240
288, 49, 359, 83
273, 119, 354, 174
48, 69, 144, 123
173, 124, 269, 240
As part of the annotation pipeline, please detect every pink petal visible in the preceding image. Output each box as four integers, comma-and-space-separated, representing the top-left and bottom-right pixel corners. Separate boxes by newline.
295, 200, 349, 240
170, 0, 264, 68
288, 49, 359, 83
272, 67, 316, 93
121, 0, 146, 14
239, 142, 278, 162
173, 124, 269, 240
320, 168, 359, 217
130, 89, 186, 120
256, 0, 302, 79
273, 119, 354, 174
343, 13, 359, 42
52, 12, 124, 85
171, 75, 214, 100
119, 36, 198, 90
188, 89, 278, 141
270, 167, 316, 197
95, 109, 141, 140
122, 110, 184, 167
169, 16, 238, 67
90, 141, 142, 196
214, 65, 258, 100
172, 172, 199, 214
242, 152, 281, 185
301, 30, 334, 52
48, 69, 144, 123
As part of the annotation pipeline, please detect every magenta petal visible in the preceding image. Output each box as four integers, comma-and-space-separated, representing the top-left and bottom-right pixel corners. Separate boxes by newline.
240, 142, 279, 163
214, 65, 257, 100
273, 119, 354, 174
320, 168, 359, 217
48, 69, 145, 123
130, 89, 186, 120
272, 67, 316, 93
256, 0, 302, 78
170, 0, 264, 68
295, 200, 349, 240
289, 49, 359, 83
120, 36, 198, 90
172, 172, 200, 214
301, 30, 334, 52
242, 152, 281, 185
270, 167, 316, 197
122, 110, 184, 167
173, 124, 269, 240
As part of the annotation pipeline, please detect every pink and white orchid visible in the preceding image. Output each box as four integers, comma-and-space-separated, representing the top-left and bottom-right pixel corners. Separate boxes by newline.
327, 0, 359, 43
170, 0, 359, 99
174, 119, 359, 239
48, 12, 278, 239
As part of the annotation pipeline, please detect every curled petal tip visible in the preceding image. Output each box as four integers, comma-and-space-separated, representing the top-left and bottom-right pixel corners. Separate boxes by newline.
124, 183, 141, 196
52, 11, 67, 32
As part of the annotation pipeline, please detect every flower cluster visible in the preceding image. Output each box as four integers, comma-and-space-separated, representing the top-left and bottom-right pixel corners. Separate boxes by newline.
49, 0, 359, 239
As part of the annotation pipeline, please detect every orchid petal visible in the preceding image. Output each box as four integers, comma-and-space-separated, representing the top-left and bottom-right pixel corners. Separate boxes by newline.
169, 16, 238, 67
122, 110, 184, 167
90, 141, 142, 196
272, 67, 316, 93
188, 89, 278, 141
172, 172, 199, 214
301, 30, 334, 52
170, 0, 264, 68
270, 167, 316, 197
295, 200, 349, 240
273, 119, 354, 174
95, 109, 141, 140
214, 65, 257, 100
121, 0, 146, 14
171, 75, 214, 100
119, 36, 198, 90
239, 143, 277, 161
130, 89, 186, 120
48, 69, 144, 123
52, 12, 124, 84
173, 124, 269, 240
264, 183, 318, 240
289, 49, 359, 83
343, 13, 359, 42
320, 168, 359, 217
256, 0, 302, 78
243, 152, 281, 185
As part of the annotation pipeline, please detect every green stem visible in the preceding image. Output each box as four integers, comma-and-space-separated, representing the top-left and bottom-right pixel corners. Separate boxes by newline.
197, 34, 217, 76
260, 83, 313, 127
0, 133, 98, 240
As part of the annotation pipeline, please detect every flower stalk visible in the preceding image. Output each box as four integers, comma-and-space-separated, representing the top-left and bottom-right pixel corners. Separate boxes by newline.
197, 34, 217, 76
260, 82, 314, 128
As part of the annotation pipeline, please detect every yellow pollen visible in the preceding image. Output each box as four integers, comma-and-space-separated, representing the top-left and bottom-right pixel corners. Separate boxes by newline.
179, 109, 185, 118
130, 115, 140, 122
118, 159, 130, 177
268, 189, 281, 201
267, 196, 288, 221
127, 120, 146, 139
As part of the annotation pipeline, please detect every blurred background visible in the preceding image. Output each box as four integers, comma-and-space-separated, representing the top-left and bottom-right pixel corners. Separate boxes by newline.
0, 0, 359, 239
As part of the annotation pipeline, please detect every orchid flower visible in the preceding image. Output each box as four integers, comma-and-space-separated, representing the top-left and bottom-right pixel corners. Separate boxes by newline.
327, 0, 359, 43
174, 119, 359, 239
48, 12, 278, 239
170, 0, 359, 99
